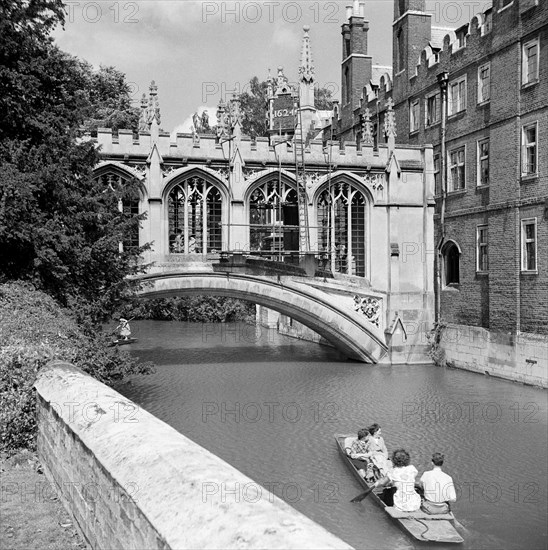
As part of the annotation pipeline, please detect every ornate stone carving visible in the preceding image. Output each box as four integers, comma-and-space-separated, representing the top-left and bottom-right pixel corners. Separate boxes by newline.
162, 166, 178, 178
212, 167, 230, 181
361, 108, 374, 147
384, 97, 397, 139
357, 172, 385, 191
128, 164, 146, 179
305, 171, 322, 189
243, 168, 263, 181
353, 295, 382, 327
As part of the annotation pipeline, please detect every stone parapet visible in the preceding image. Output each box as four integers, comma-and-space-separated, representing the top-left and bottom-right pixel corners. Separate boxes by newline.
35, 362, 353, 550
94, 128, 428, 169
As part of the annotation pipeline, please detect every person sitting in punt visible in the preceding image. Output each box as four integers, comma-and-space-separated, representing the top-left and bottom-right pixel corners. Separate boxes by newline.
348, 428, 372, 479
116, 318, 131, 340
419, 452, 457, 514
373, 449, 422, 512
367, 423, 391, 477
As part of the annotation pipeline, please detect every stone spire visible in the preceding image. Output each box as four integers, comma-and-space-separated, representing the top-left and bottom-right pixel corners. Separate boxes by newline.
361, 108, 374, 146
299, 25, 315, 109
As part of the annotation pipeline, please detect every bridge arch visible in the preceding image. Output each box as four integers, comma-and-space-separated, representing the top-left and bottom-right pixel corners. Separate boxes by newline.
136, 271, 388, 363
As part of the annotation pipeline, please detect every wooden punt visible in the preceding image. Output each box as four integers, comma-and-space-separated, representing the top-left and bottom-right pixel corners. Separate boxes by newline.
109, 337, 138, 346
335, 433, 464, 544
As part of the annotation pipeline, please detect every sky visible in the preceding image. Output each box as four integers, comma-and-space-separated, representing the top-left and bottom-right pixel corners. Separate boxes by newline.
52, 1, 483, 132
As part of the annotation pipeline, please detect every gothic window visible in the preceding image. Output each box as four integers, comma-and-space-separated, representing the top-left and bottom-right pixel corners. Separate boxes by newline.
168, 175, 223, 254
442, 241, 460, 286
249, 179, 298, 253
317, 181, 368, 277
94, 170, 140, 251
344, 67, 351, 104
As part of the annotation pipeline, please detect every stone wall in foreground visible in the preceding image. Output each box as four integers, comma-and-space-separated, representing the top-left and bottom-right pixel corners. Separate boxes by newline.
34, 362, 352, 550
440, 325, 547, 388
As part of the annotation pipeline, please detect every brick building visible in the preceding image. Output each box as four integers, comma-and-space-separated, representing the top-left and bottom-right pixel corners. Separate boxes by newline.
325, 0, 547, 385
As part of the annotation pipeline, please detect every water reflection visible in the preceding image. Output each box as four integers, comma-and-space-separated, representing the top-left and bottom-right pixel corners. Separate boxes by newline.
118, 321, 548, 550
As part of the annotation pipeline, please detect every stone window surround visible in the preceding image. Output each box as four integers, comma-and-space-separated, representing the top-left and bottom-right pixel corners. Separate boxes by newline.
476, 224, 488, 273
521, 218, 538, 273
477, 62, 491, 104
521, 121, 538, 177
522, 37, 540, 87
409, 98, 420, 134
477, 138, 490, 187
442, 240, 461, 288
448, 75, 467, 117
448, 145, 466, 192
425, 91, 441, 127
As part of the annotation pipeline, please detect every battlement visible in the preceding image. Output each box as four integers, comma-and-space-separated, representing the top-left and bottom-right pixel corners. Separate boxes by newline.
93, 128, 428, 169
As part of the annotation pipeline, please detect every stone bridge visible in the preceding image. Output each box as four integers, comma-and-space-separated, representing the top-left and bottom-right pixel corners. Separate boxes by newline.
135, 257, 389, 363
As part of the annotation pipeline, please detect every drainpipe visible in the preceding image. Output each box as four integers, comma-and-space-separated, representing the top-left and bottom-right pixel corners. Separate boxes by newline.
436, 71, 449, 324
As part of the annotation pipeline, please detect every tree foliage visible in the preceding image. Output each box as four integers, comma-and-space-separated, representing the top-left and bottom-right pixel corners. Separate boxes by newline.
238, 76, 269, 139
238, 77, 334, 138
314, 86, 334, 110
0, 0, 146, 318
0, 282, 153, 452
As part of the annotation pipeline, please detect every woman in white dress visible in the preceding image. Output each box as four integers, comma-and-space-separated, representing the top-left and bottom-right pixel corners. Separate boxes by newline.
373, 449, 421, 512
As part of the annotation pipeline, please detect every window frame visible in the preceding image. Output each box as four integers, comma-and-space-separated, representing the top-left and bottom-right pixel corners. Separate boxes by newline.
448, 146, 466, 191
448, 75, 467, 116
476, 225, 488, 273
434, 154, 441, 195
425, 91, 441, 127
521, 218, 538, 272
442, 241, 461, 287
409, 98, 420, 133
477, 62, 491, 104
522, 37, 539, 86
521, 122, 538, 177
477, 139, 490, 186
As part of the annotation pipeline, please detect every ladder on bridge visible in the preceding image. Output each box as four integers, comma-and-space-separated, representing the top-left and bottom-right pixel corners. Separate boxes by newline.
293, 99, 310, 253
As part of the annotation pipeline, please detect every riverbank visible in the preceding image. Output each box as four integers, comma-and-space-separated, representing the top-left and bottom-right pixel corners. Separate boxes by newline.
0, 451, 87, 550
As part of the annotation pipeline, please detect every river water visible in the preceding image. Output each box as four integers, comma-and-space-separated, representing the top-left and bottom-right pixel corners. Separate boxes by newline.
118, 321, 547, 550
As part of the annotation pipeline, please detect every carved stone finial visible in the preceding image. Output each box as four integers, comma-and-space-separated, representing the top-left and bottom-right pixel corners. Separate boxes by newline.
275, 67, 291, 95
138, 93, 149, 133
146, 80, 161, 127
384, 97, 397, 139
216, 99, 228, 139
361, 108, 374, 146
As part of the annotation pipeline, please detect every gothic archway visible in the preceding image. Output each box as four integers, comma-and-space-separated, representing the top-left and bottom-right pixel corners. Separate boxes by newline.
317, 180, 369, 277
168, 175, 223, 254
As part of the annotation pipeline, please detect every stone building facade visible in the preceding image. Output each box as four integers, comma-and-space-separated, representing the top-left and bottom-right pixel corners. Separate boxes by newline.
325, 0, 547, 385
